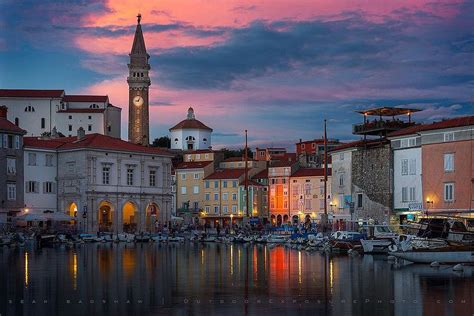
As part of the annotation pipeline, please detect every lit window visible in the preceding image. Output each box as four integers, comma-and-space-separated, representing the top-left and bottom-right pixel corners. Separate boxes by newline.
7, 184, 16, 200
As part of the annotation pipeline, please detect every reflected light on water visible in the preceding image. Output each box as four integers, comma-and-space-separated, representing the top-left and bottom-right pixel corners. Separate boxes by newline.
329, 258, 334, 295
298, 251, 302, 285
24, 252, 29, 288
230, 245, 233, 276
73, 252, 77, 290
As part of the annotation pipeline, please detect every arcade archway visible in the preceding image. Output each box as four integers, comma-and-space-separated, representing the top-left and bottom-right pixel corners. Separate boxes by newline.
122, 201, 137, 233
98, 201, 113, 232
145, 203, 159, 232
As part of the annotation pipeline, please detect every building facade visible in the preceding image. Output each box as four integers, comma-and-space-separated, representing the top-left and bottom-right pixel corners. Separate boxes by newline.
0, 106, 26, 224
0, 90, 121, 138
289, 168, 334, 224
268, 161, 299, 225
169, 107, 213, 151
22, 131, 173, 233
330, 147, 355, 219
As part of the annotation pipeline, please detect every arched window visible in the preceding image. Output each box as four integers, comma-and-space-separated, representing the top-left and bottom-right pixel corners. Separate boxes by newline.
90, 104, 99, 109
24, 106, 35, 112
14, 118, 19, 126
203, 138, 207, 142
174, 138, 178, 142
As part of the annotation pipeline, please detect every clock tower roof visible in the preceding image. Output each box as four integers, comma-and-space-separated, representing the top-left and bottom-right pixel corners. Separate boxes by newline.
131, 13, 148, 56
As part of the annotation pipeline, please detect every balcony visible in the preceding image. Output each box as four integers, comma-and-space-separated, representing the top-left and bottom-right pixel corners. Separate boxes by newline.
352, 120, 416, 136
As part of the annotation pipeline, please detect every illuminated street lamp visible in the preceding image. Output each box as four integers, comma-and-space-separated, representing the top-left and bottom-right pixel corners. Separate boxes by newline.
426, 198, 433, 216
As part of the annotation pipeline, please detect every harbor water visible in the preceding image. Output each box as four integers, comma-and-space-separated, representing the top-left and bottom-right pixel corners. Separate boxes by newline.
0, 243, 472, 316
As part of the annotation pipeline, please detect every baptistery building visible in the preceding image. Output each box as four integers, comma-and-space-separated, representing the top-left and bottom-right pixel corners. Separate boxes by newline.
169, 107, 213, 150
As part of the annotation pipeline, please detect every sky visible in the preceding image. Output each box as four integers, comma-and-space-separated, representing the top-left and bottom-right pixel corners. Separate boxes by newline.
0, 0, 473, 149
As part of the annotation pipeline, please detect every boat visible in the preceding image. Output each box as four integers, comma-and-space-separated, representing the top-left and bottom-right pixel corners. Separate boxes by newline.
135, 233, 151, 242
168, 236, 185, 242
329, 231, 365, 251
360, 225, 398, 254
267, 234, 289, 243
117, 233, 135, 243
391, 244, 474, 263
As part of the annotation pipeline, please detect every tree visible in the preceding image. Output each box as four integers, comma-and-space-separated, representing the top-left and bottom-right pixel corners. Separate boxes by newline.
151, 136, 171, 148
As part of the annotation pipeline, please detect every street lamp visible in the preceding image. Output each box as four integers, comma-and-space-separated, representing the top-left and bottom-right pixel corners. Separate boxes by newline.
426, 198, 433, 216
230, 214, 234, 233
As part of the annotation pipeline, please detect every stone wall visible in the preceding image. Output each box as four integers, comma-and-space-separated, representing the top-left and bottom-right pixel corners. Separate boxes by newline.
351, 142, 392, 223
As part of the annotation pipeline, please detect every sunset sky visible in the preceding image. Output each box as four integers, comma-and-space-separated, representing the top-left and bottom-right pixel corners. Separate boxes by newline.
0, 0, 472, 148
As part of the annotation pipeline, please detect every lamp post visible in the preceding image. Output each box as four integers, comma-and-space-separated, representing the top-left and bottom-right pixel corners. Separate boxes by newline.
426, 199, 433, 217
230, 214, 234, 233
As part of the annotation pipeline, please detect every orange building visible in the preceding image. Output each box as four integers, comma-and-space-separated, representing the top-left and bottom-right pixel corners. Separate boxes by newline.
420, 116, 474, 216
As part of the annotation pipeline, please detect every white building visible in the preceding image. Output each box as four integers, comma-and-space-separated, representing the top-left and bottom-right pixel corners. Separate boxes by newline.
330, 145, 355, 217
388, 132, 423, 220
23, 129, 173, 233
169, 107, 212, 151
0, 89, 121, 138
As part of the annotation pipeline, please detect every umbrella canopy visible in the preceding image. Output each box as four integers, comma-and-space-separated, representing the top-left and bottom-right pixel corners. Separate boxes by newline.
15, 213, 46, 221
15, 212, 74, 222
45, 213, 75, 221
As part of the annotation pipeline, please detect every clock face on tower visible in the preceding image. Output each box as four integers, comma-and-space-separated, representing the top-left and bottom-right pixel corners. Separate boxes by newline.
133, 95, 144, 106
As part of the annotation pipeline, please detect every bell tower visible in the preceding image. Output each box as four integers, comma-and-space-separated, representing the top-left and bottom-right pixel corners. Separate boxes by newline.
127, 13, 150, 145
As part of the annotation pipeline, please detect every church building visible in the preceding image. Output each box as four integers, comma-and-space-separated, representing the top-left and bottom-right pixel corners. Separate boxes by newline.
169, 107, 213, 150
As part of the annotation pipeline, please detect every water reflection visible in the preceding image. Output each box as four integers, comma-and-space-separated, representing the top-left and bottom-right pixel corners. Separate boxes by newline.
0, 244, 472, 316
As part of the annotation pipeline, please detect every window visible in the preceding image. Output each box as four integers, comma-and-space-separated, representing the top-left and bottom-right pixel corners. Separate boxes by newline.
88, 125, 92, 131
301, 144, 305, 149
282, 178, 286, 184
339, 174, 344, 186
181, 187, 187, 194
203, 138, 207, 142
24, 106, 35, 112
232, 205, 237, 213
401, 187, 408, 202
223, 181, 227, 188
400, 139, 408, 148
443, 132, 454, 142
2, 134, 7, 148
28, 153, 36, 166
232, 193, 237, 201
205, 193, 210, 201
90, 104, 100, 109
357, 193, 363, 208
195, 154, 200, 160
444, 183, 454, 202
223, 193, 228, 200
230, 180, 236, 188
205, 206, 210, 213
213, 193, 219, 201
338, 194, 344, 209
14, 136, 19, 149
205, 181, 210, 188
194, 173, 199, 179
7, 184, 16, 200
102, 167, 110, 184
6, 158, 16, 175
26, 181, 39, 193
126, 168, 134, 185
149, 170, 156, 187
214, 181, 219, 188
339, 153, 344, 160
205, 154, 209, 159
305, 183, 311, 195
312, 143, 316, 149
193, 186, 199, 194
181, 174, 186, 180
444, 153, 454, 172
409, 159, 416, 175
14, 118, 19, 126
401, 159, 408, 175
41, 118, 45, 129
69, 115, 72, 120
305, 199, 311, 210
214, 206, 219, 214
409, 187, 416, 202
88, 116, 92, 120
44, 154, 53, 166
409, 138, 416, 147
43, 182, 55, 194
223, 205, 228, 213
68, 125, 72, 131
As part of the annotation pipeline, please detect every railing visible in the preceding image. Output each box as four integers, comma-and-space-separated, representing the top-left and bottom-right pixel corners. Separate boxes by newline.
353, 120, 415, 135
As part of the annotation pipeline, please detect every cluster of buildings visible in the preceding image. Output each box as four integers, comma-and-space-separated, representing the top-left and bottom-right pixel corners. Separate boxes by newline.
1, 14, 472, 233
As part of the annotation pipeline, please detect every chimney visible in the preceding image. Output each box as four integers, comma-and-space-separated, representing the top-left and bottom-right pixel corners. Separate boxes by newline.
0, 106, 7, 119
299, 138, 302, 143
77, 127, 85, 140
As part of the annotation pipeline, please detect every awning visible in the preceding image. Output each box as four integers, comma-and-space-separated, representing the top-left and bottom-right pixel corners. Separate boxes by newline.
15, 212, 74, 222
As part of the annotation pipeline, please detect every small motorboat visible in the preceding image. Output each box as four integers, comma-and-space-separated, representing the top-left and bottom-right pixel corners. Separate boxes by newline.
390, 244, 474, 264
135, 233, 151, 242
168, 236, 185, 242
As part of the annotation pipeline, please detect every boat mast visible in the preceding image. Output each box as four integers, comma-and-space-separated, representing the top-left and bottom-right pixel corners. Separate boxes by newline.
245, 130, 249, 218
323, 119, 328, 230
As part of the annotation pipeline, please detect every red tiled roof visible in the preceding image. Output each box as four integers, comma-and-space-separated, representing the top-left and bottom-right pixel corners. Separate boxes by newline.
204, 168, 246, 180
388, 116, 474, 137
0, 89, 64, 98
169, 119, 213, 131
291, 168, 331, 177
0, 118, 26, 134
252, 169, 268, 179
329, 139, 386, 152
239, 179, 263, 186
176, 161, 213, 170
63, 95, 108, 103
57, 108, 105, 113
24, 134, 173, 156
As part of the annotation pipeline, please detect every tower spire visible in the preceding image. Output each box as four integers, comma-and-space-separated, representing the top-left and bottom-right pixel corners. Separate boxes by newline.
131, 13, 147, 56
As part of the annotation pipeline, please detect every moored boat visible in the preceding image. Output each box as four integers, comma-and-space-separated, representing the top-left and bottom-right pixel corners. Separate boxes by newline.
391, 244, 474, 263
